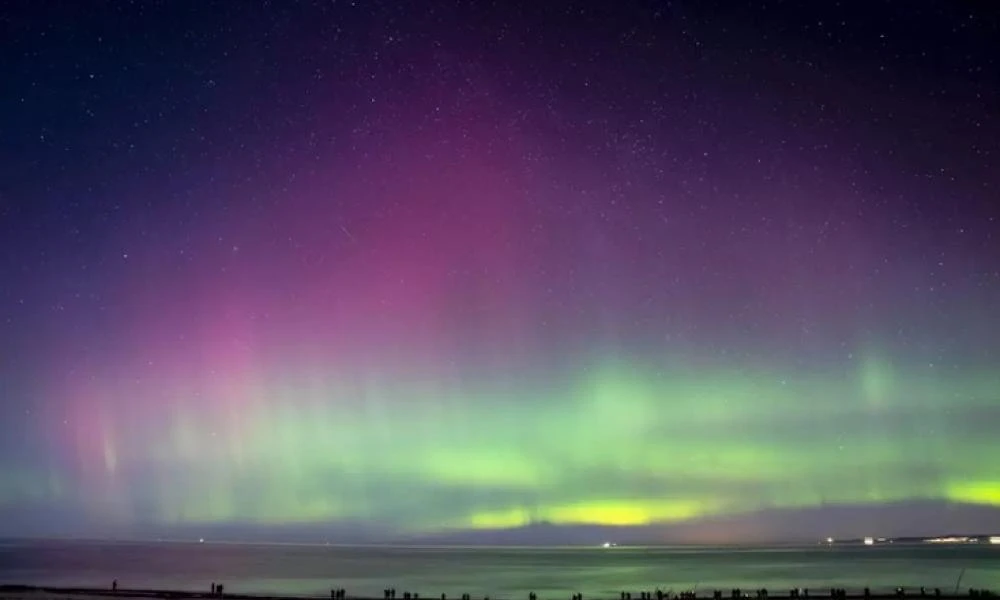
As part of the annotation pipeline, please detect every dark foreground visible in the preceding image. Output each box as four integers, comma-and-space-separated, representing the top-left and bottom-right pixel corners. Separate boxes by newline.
0, 586, 995, 600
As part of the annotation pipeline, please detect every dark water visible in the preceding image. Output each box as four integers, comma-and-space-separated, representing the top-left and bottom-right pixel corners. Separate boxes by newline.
1, 541, 998, 598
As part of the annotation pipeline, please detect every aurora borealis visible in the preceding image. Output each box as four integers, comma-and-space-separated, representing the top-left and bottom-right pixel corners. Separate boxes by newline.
1, 1, 999, 543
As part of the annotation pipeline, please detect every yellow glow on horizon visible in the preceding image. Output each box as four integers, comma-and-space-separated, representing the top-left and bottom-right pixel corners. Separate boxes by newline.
460, 499, 712, 529
947, 481, 1000, 505
547, 499, 707, 525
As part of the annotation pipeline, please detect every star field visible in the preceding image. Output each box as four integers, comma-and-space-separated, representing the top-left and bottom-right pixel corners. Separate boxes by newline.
0, 0, 999, 542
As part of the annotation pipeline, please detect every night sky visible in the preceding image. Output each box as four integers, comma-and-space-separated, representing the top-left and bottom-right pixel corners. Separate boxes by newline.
1, 0, 999, 544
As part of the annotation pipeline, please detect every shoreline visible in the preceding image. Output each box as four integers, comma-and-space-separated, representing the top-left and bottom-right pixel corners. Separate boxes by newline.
1, 585, 995, 600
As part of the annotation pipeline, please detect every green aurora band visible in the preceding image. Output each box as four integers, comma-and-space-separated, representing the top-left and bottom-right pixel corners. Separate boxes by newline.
11, 352, 999, 537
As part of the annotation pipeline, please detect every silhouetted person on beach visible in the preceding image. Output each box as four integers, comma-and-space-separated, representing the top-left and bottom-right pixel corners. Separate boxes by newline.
112, 580, 118, 593
217, 584, 224, 597
935, 589, 941, 598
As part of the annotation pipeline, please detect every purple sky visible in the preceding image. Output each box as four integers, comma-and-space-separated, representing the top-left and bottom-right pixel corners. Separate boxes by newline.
0, 1, 998, 543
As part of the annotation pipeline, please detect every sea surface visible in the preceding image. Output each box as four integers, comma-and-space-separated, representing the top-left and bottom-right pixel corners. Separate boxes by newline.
1, 541, 998, 598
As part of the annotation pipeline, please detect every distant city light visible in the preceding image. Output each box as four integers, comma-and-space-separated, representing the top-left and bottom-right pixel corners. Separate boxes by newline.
990, 536, 1000, 545
863, 537, 874, 546
826, 537, 834, 544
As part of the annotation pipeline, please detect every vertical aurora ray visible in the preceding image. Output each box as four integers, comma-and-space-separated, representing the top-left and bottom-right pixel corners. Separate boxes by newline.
19, 108, 1000, 535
